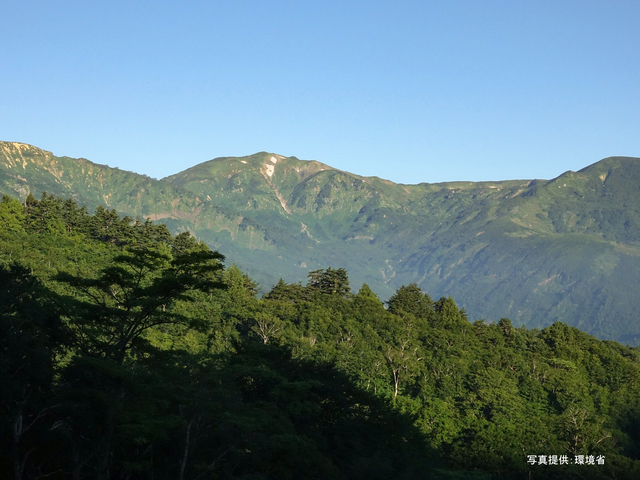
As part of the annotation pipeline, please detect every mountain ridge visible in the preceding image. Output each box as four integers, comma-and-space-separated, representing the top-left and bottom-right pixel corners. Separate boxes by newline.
2, 141, 640, 344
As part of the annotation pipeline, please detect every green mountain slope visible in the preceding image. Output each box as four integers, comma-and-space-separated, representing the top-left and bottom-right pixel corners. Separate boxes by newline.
0, 142, 279, 252
2, 141, 640, 344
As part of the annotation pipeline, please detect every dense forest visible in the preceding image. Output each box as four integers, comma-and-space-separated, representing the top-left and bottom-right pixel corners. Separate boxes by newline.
1, 192, 640, 479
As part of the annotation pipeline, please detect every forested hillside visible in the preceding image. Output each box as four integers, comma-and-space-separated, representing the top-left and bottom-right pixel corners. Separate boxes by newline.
2, 192, 640, 479
2, 141, 640, 345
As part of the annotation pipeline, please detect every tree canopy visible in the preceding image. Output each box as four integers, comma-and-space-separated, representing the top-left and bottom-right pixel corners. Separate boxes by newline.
1, 192, 640, 479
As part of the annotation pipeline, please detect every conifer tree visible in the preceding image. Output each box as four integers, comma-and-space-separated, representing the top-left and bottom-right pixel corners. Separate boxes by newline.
387, 283, 434, 319
60, 198, 90, 236
0, 194, 26, 233
24, 192, 65, 235
264, 278, 306, 302
306, 267, 351, 297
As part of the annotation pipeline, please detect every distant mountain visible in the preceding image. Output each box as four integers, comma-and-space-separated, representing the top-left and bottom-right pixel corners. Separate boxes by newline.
2, 141, 640, 344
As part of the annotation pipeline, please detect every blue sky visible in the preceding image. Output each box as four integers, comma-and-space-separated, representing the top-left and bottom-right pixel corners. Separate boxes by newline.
2, 1, 639, 184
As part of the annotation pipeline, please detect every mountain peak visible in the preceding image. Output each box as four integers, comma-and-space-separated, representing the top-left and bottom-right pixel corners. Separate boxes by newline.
1, 141, 52, 159
578, 155, 640, 174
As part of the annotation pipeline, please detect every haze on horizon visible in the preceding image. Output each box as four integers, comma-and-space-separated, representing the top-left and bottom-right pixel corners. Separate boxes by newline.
2, 0, 639, 184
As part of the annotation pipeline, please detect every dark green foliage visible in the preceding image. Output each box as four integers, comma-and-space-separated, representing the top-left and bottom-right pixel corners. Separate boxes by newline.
0, 264, 64, 480
387, 283, 434, 319
0, 194, 26, 233
56, 246, 225, 362
306, 267, 351, 297
3, 191, 640, 479
60, 197, 90, 235
24, 192, 65, 235
4, 143, 640, 344
170, 343, 432, 480
264, 278, 307, 303
356, 282, 378, 300
89, 206, 133, 245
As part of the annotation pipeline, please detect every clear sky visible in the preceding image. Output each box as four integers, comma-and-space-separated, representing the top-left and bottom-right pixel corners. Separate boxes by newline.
2, 1, 639, 184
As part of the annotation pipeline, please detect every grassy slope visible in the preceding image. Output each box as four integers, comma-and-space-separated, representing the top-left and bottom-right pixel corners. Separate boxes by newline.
2, 141, 639, 343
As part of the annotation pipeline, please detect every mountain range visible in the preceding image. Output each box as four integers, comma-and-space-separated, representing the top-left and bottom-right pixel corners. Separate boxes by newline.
1, 141, 639, 344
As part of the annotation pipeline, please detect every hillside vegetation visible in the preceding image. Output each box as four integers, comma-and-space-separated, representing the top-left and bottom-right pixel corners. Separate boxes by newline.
2, 193, 640, 479
1, 142, 640, 344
